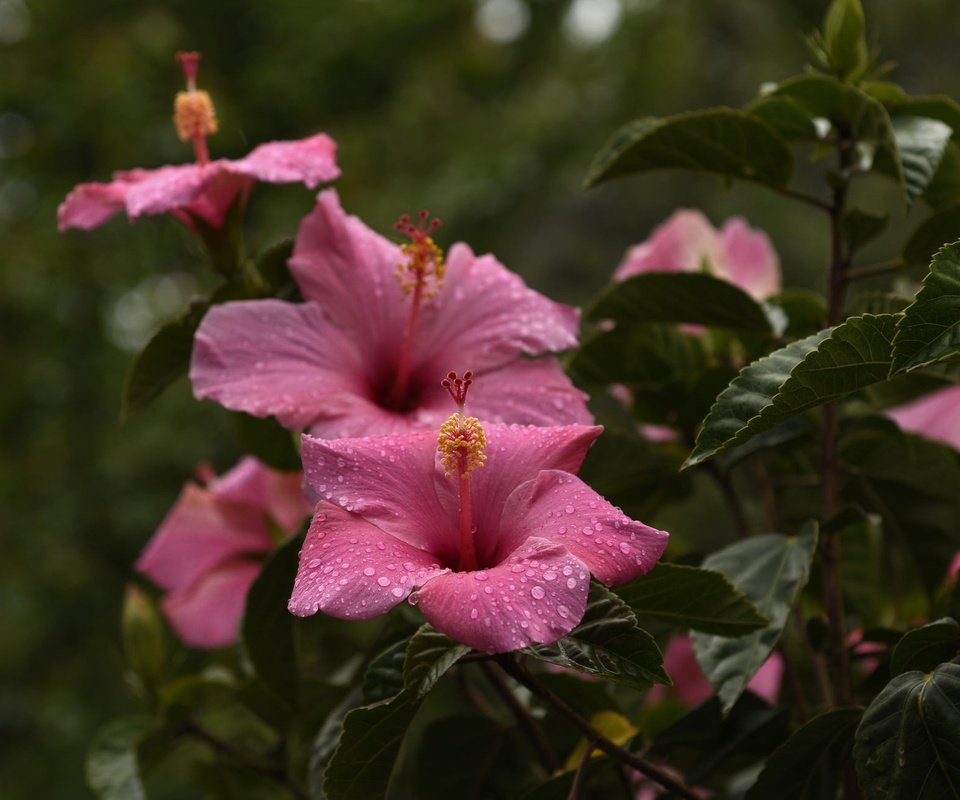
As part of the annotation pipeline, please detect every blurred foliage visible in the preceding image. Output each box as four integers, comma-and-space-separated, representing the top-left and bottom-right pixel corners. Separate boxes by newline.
4, 0, 960, 796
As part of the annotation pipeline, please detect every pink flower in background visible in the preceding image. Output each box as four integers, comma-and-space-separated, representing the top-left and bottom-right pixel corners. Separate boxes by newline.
884, 384, 960, 452
288, 385, 668, 652
136, 457, 311, 649
191, 190, 591, 437
58, 52, 339, 233
646, 635, 783, 707
615, 209, 781, 300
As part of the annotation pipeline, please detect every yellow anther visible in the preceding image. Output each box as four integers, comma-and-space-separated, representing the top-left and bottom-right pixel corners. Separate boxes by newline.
396, 237, 445, 297
438, 412, 487, 479
174, 90, 219, 142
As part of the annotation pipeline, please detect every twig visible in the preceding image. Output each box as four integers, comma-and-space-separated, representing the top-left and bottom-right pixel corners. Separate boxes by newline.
497, 658, 701, 800
704, 462, 751, 537
567, 738, 594, 800
842, 259, 907, 283
772, 185, 833, 213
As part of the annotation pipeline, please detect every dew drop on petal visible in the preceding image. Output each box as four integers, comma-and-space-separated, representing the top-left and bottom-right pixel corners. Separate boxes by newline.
470, 608, 479, 620
391, 586, 405, 598
619, 542, 632, 555
531, 586, 546, 600
544, 570, 557, 581
377, 576, 390, 587
363, 566, 376, 577
564, 504, 575, 514
567, 578, 577, 589
557, 605, 570, 618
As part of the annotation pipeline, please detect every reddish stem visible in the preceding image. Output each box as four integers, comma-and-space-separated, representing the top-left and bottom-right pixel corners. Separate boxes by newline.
388, 281, 423, 407
457, 471, 478, 572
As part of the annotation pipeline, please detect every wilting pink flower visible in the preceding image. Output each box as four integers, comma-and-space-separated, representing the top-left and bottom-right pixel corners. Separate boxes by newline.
191, 190, 591, 437
58, 52, 338, 233
137, 457, 311, 648
884, 384, 960, 452
645, 635, 783, 707
615, 209, 780, 300
288, 399, 668, 653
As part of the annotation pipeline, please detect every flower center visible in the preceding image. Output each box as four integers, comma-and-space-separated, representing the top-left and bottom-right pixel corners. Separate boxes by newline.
386, 211, 445, 410
436, 372, 485, 572
173, 52, 218, 166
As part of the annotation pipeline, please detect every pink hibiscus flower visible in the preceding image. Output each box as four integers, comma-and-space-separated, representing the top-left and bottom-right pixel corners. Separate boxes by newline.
190, 190, 591, 437
288, 376, 668, 653
136, 457, 311, 649
58, 52, 339, 233
884, 384, 960, 452
615, 209, 781, 301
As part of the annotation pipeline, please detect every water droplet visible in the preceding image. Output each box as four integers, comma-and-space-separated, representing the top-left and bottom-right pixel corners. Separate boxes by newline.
567, 578, 577, 589
470, 607, 479, 619
408, 591, 420, 606
531, 586, 545, 600
391, 586, 404, 598
377, 576, 390, 587
363, 566, 376, 577
544, 570, 557, 581
564, 504, 575, 514
557, 605, 570, 618
474, 571, 489, 581
618, 542, 631, 555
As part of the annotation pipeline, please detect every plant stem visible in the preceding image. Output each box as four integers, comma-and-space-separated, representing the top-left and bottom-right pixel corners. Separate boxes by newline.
567, 739, 593, 800
481, 661, 560, 774
497, 658, 701, 800
773, 185, 834, 213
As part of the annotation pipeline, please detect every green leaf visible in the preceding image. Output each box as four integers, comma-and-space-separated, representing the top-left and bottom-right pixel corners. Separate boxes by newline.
923, 142, 960, 209
747, 707, 863, 800
691, 525, 818, 715
745, 96, 819, 141
413, 716, 507, 800
255, 238, 296, 296
822, 0, 868, 80
841, 423, 960, 595
86, 716, 160, 800
403, 626, 470, 699
307, 688, 364, 799
833, 508, 883, 622
234, 413, 301, 471
121, 302, 207, 421
525, 583, 667, 690
890, 618, 960, 676
614, 562, 768, 637
586, 108, 793, 189
587, 273, 774, 332
892, 117, 954, 202
686, 314, 898, 468
241, 534, 302, 709
854, 663, 960, 799
891, 240, 960, 373
362, 640, 408, 705
842, 209, 890, 253
768, 289, 827, 338
323, 690, 421, 800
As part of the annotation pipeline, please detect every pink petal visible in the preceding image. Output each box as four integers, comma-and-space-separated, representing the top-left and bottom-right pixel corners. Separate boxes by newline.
614, 210, 723, 281
465, 357, 593, 427
748, 650, 784, 704
178, 169, 253, 229
212, 457, 311, 534
494, 470, 668, 584
717, 217, 781, 300
162, 558, 262, 649
884, 384, 960, 451
57, 180, 131, 231
413, 537, 590, 653
190, 299, 373, 430
136, 483, 272, 592
228, 133, 340, 188
300, 431, 458, 560
416, 244, 581, 372
949, 552, 960, 583
289, 190, 408, 368
123, 162, 223, 219
288, 504, 448, 620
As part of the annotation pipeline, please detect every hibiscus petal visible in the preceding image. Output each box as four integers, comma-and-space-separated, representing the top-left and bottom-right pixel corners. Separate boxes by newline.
288, 504, 448, 620
717, 217, 781, 300
614, 209, 723, 280
123, 162, 223, 218
57, 181, 130, 231
162, 558, 262, 649
228, 133, 340, 188
190, 299, 372, 430
300, 431, 457, 559
416, 244, 581, 373
289, 190, 408, 369
136, 483, 273, 592
884, 384, 960, 451
413, 537, 590, 653
494, 470, 668, 585
212, 457, 311, 534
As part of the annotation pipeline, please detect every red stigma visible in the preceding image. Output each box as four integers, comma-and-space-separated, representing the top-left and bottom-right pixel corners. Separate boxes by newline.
394, 210, 442, 243
176, 51, 201, 88
441, 371, 473, 408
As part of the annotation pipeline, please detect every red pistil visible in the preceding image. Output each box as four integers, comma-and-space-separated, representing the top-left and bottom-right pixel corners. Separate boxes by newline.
441, 370, 473, 411
174, 51, 217, 165
176, 51, 200, 91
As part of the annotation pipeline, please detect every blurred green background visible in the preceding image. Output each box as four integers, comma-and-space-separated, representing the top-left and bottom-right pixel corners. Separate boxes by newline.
3, 0, 960, 795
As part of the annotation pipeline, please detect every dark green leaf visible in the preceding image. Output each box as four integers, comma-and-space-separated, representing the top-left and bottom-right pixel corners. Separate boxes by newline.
891, 618, 960, 676
241, 534, 302, 708
307, 688, 364, 800
86, 716, 160, 800
586, 108, 793, 189
587, 272, 773, 331
686, 314, 898, 468
691, 526, 818, 714
745, 96, 819, 141
234, 413, 301, 471
747, 707, 863, 800
362, 640, 407, 705
881, 91, 960, 134
892, 117, 954, 202
525, 583, 667, 690
891, 240, 960, 372
854, 663, 960, 799
768, 289, 827, 338
323, 690, 421, 800
255, 238, 296, 296
842, 209, 890, 252
834, 508, 883, 621
403, 625, 470, 699
848, 290, 911, 317
903, 204, 960, 267
841, 423, 960, 595
413, 716, 507, 800
121, 302, 207, 421
615, 562, 768, 636
923, 142, 960, 209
